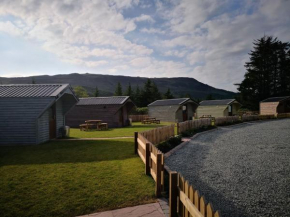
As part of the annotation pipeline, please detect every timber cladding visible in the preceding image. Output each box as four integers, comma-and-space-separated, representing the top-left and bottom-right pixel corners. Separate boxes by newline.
260, 102, 279, 115
65, 103, 132, 128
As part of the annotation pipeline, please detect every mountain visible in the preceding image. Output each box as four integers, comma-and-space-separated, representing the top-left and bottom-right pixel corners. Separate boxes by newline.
0, 73, 236, 99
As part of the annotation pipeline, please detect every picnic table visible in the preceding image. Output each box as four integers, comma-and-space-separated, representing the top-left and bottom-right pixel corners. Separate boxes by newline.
141, 117, 160, 124
80, 120, 108, 131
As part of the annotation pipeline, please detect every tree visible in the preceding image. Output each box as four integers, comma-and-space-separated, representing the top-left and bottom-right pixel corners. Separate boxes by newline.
32, 77, 36, 84
237, 36, 290, 110
114, 82, 123, 96
205, 94, 215, 100
125, 83, 134, 97
139, 79, 162, 107
94, 86, 99, 97
163, 88, 174, 99
133, 85, 142, 107
74, 86, 89, 98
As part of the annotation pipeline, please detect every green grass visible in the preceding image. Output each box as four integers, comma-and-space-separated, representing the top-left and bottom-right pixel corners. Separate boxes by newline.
69, 122, 176, 138
0, 139, 155, 217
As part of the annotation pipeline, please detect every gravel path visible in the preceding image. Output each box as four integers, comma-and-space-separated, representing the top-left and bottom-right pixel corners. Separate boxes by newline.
165, 119, 290, 217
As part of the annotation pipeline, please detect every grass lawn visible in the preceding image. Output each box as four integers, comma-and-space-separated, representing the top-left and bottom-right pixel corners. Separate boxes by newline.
69, 122, 176, 138
0, 139, 155, 217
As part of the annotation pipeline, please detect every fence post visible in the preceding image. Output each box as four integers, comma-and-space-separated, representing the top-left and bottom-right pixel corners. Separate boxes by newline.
176, 123, 180, 135
169, 171, 178, 217
134, 132, 138, 154
156, 153, 162, 197
145, 143, 150, 175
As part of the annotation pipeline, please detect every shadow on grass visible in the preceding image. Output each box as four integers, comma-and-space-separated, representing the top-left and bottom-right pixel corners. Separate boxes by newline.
0, 139, 136, 166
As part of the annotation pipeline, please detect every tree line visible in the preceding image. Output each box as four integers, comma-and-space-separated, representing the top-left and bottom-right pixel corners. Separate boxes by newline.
73, 79, 175, 107
113, 79, 174, 107
237, 36, 290, 110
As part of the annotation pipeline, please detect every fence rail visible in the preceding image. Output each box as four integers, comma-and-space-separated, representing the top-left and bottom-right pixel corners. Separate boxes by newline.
170, 172, 220, 217
129, 115, 149, 122
140, 124, 175, 145
177, 119, 211, 135
276, 113, 290, 118
215, 116, 240, 126
135, 133, 164, 197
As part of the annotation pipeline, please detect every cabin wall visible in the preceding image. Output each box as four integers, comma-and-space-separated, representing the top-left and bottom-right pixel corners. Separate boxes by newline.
37, 110, 50, 144
0, 97, 53, 145
277, 100, 290, 113
65, 105, 124, 128
56, 99, 64, 137
148, 105, 180, 122
260, 102, 279, 115
196, 105, 228, 118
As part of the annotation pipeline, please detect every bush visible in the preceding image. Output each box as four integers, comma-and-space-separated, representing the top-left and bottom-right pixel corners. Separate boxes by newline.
181, 125, 216, 137
130, 107, 148, 115
156, 135, 182, 153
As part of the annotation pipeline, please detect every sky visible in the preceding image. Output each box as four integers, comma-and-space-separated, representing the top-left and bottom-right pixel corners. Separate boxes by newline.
0, 0, 289, 91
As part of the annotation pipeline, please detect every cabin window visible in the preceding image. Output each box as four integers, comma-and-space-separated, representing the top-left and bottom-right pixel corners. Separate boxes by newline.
228, 105, 232, 112
182, 105, 187, 111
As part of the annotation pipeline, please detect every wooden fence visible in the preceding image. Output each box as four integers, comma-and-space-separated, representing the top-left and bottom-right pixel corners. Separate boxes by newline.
140, 124, 175, 145
241, 115, 260, 122
276, 113, 290, 118
258, 114, 276, 120
177, 119, 212, 135
129, 115, 149, 122
170, 171, 221, 217
135, 132, 164, 197
214, 116, 240, 126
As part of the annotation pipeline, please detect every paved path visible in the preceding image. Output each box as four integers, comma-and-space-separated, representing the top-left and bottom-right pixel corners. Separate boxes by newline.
77, 201, 167, 217
57, 137, 134, 141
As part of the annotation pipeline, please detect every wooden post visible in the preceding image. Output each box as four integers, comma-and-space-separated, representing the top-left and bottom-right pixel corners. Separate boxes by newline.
169, 172, 178, 217
177, 123, 180, 135
134, 132, 138, 154
145, 143, 150, 175
156, 153, 162, 197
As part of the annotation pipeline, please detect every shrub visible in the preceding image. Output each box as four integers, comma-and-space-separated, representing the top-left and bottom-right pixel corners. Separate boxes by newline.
156, 135, 182, 153
130, 107, 148, 115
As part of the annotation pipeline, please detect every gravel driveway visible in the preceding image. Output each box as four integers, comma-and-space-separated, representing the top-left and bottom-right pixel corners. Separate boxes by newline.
165, 119, 290, 217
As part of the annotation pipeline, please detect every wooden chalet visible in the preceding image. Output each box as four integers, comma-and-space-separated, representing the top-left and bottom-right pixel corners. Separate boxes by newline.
65, 96, 135, 128
260, 96, 290, 115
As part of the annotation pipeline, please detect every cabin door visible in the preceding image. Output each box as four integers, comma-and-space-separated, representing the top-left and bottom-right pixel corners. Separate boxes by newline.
228, 105, 232, 116
182, 105, 188, 121
49, 104, 57, 139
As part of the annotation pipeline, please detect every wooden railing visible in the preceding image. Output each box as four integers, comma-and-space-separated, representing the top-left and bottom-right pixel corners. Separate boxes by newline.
214, 116, 240, 126
241, 115, 260, 122
170, 171, 221, 217
129, 115, 149, 122
135, 133, 164, 197
140, 124, 175, 145
276, 113, 290, 118
177, 119, 211, 135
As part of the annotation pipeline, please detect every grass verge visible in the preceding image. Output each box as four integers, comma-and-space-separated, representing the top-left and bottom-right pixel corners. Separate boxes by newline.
0, 139, 155, 217
69, 122, 175, 138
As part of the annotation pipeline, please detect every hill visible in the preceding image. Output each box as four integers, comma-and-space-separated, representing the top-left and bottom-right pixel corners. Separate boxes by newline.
0, 73, 236, 99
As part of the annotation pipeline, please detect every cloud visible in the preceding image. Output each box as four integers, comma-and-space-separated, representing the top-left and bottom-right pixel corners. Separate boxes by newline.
0, 21, 23, 36
0, 0, 289, 92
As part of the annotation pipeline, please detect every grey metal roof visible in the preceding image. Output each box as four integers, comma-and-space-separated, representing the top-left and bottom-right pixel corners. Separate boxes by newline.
77, 96, 130, 105
0, 84, 69, 98
148, 98, 194, 106
261, 96, 290, 103
199, 99, 236, 106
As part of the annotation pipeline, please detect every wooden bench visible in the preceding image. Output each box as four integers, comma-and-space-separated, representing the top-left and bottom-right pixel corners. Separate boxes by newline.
141, 118, 161, 124
98, 123, 108, 130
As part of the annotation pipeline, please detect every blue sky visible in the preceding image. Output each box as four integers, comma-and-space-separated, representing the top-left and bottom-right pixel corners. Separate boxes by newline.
0, 0, 289, 91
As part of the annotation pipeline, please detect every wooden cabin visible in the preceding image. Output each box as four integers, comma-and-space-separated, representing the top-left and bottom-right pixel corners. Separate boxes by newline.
260, 96, 290, 115
148, 98, 199, 122
196, 99, 241, 118
65, 96, 135, 128
0, 84, 78, 145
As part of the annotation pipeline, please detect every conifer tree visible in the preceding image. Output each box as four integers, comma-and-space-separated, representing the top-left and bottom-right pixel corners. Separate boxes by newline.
114, 82, 123, 96
94, 86, 99, 97
163, 88, 174, 99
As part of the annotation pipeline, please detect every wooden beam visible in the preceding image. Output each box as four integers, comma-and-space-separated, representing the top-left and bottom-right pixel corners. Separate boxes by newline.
179, 190, 203, 217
